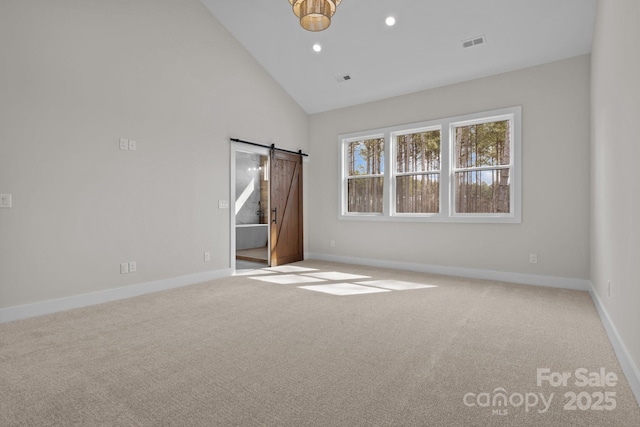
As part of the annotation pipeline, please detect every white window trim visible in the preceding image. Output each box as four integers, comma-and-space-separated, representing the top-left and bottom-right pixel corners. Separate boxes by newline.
338, 106, 522, 223
340, 133, 386, 218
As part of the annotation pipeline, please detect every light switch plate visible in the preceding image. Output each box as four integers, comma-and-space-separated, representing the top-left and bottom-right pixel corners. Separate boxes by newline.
119, 138, 129, 150
0, 194, 12, 208
218, 200, 229, 209
128, 140, 137, 151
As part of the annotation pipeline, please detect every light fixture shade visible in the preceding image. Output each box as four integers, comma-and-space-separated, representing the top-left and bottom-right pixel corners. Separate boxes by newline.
289, 0, 342, 6
289, 0, 340, 3
289, 0, 340, 32
299, 0, 332, 31
290, 0, 340, 4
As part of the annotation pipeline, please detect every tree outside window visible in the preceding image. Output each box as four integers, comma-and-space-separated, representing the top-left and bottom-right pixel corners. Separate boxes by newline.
346, 138, 384, 213
339, 106, 520, 223
395, 129, 440, 214
453, 120, 510, 214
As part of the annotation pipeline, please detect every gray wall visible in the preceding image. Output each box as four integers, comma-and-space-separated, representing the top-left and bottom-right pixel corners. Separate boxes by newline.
308, 55, 591, 280
0, 0, 308, 308
591, 0, 640, 388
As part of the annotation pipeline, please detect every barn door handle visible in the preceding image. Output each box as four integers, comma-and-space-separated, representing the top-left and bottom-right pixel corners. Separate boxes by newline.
272, 207, 277, 224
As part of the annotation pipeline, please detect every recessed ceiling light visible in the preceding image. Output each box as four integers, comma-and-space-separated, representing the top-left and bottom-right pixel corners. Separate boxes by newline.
385, 16, 396, 27
312, 43, 322, 53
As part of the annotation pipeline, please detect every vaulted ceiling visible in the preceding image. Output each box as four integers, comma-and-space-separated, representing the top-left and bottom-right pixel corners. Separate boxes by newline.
200, 0, 596, 114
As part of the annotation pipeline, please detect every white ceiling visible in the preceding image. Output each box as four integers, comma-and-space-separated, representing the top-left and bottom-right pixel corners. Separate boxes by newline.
200, 0, 596, 114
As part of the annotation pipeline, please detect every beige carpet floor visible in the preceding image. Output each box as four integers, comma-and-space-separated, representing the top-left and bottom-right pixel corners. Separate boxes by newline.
1, 260, 639, 426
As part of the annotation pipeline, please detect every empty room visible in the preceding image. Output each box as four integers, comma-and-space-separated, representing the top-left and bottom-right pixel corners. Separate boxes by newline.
1, 0, 639, 426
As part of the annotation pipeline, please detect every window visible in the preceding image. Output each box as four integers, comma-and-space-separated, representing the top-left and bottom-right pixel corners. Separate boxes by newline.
339, 106, 521, 223
452, 118, 511, 215
394, 128, 441, 214
345, 137, 385, 213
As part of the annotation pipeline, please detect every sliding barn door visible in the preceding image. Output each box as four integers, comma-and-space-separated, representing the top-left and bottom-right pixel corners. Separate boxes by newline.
270, 150, 303, 266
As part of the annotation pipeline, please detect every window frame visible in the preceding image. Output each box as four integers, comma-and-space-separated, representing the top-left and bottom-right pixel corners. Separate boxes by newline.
338, 106, 521, 223
391, 125, 442, 218
340, 132, 388, 217
343, 134, 386, 216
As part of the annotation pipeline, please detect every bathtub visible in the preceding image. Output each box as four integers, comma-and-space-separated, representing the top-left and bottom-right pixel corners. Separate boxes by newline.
236, 224, 268, 250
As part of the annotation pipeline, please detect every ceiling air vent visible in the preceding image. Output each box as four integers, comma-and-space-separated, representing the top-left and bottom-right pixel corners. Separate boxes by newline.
335, 74, 352, 83
462, 35, 486, 49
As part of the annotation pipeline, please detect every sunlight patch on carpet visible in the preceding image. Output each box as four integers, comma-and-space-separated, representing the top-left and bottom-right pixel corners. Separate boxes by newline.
249, 274, 327, 285
302, 271, 371, 281
298, 283, 391, 296
357, 280, 437, 291
265, 266, 319, 273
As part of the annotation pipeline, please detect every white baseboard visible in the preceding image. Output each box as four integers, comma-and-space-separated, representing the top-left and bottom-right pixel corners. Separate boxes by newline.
588, 282, 640, 407
2, 256, 638, 406
306, 252, 590, 291
0, 268, 232, 324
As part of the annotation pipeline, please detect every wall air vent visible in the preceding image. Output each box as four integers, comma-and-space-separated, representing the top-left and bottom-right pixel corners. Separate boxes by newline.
335, 74, 352, 83
462, 35, 486, 49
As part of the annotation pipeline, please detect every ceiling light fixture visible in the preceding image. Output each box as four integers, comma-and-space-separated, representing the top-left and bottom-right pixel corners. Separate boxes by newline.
289, 0, 341, 32
385, 16, 396, 27
312, 43, 322, 52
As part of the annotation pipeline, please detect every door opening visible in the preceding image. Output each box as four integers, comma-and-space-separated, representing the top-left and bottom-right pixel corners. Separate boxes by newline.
234, 151, 269, 268
231, 141, 304, 272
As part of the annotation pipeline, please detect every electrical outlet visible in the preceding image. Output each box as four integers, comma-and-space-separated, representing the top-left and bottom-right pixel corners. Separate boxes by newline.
120, 262, 129, 274
218, 200, 229, 209
204, 251, 211, 262
330, 240, 336, 248
529, 253, 538, 264
0, 194, 12, 208
128, 140, 137, 151
129, 261, 137, 273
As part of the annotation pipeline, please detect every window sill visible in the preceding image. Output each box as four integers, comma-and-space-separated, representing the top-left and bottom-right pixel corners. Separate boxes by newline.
339, 213, 521, 224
